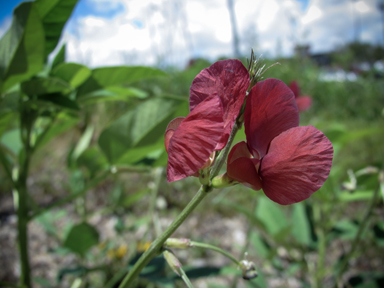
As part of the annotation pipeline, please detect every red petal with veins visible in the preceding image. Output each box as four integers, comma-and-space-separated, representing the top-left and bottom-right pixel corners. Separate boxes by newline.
167, 95, 224, 182
227, 141, 262, 190
260, 126, 333, 205
165, 117, 185, 153
289, 81, 300, 98
190, 59, 249, 150
245, 79, 299, 159
296, 96, 312, 111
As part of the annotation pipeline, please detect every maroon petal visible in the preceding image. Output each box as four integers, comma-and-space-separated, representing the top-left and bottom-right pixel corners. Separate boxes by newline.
296, 96, 312, 111
190, 59, 249, 150
289, 81, 300, 98
245, 79, 299, 159
227, 142, 262, 190
165, 117, 185, 153
167, 95, 224, 182
260, 126, 333, 205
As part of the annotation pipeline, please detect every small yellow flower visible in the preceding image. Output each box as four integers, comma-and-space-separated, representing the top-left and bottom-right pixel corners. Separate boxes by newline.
115, 244, 128, 259
137, 241, 151, 252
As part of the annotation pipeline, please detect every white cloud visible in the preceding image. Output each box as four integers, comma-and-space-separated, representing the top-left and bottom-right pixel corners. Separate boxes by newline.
59, 0, 383, 68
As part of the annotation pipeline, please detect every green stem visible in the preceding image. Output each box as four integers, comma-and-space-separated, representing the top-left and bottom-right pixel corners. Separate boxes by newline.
15, 124, 33, 287
118, 185, 211, 288
210, 121, 239, 179
190, 241, 240, 266
334, 183, 380, 287
180, 268, 195, 288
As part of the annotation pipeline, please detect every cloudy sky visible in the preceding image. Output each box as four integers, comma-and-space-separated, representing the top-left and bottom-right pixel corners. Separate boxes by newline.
1, 0, 383, 68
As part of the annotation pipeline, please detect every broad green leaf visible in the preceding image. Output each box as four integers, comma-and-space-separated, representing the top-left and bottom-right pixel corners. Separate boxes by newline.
1, 129, 22, 157
35, 0, 79, 58
72, 126, 94, 160
37, 93, 80, 111
291, 203, 311, 246
52, 63, 91, 88
250, 232, 270, 259
255, 196, 288, 235
51, 43, 66, 69
333, 220, 359, 240
0, 111, 14, 136
21, 77, 72, 96
0, 2, 45, 92
98, 96, 188, 164
63, 222, 99, 256
77, 66, 167, 97
78, 87, 148, 104
77, 147, 108, 178
35, 112, 78, 149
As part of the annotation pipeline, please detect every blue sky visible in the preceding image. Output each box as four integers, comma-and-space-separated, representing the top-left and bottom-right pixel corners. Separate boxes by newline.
0, 0, 382, 68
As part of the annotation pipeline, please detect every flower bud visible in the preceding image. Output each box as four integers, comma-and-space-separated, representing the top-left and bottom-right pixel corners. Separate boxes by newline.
211, 173, 238, 188
163, 250, 182, 276
164, 238, 191, 249
239, 259, 258, 280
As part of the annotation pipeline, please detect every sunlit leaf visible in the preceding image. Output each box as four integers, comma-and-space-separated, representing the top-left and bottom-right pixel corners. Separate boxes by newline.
51, 43, 66, 70
0, 2, 45, 92
98, 96, 188, 164
291, 202, 312, 246
77, 66, 167, 97
35, 0, 78, 58
255, 196, 289, 235
21, 77, 72, 96
63, 222, 99, 256
78, 87, 148, 104
52, 63, 91, 88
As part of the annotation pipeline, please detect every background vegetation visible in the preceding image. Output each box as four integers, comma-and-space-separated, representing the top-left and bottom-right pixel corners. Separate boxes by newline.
0, 1, 383, 288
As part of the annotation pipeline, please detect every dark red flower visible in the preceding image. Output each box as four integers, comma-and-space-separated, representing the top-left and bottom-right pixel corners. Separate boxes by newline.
289, 81, 312, 112
165, 59, 250, 182
227, 79, 333, 205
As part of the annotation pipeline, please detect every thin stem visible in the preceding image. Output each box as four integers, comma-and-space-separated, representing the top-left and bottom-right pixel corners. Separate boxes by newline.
180, 268, 195, 288
210, 121, 239, 179
15, 117, 33, 287
190, 241, 240, 266
334, 183, 380, 287
118, 185, 210, 288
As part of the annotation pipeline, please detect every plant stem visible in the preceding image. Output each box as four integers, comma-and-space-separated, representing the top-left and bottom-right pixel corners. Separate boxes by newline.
180, 267, 195, 288
118, 185, 211, 288
15, 123, 33, 287
190, 241, 240, 266
210, 121, 239, 179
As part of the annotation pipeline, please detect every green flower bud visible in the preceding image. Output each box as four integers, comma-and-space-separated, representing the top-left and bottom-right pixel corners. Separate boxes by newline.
164, 238, 191, 249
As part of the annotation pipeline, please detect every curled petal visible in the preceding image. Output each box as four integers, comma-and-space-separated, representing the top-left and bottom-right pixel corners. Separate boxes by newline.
260, 126, 333, 205
227, 142, 262, 190
165, 117, 185, 153
245, 79, 299, 158
190, 59, 249, 150
289, 81, 300, 98
296, 96, 312, 112
167, 95, 224, 182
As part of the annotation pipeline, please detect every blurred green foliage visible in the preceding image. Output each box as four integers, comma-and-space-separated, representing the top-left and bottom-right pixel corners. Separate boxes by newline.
0, 0, 383, 288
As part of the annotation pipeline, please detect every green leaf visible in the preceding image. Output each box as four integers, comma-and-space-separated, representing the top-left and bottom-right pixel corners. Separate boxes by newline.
78, 86, 148, 104
291, 203, 312, 246
21, 77, 72, 96
1, 129, 22, 157
77, 147, 108, 178
333, 220, 359, 240
255, 196, 289, 235
339, 190, 375, 202
51, 43, 66, 69
63, 222, 99, 256
72, 126, 94, 160
0, 2, 45, 92
35, 0, 79, 58
122, 188, 151, 208
35, 112, 78, 149
98, 96, 188, 164
52, 63, 91, 88
77, 66, 167, 97
38, 93, 80, 111
0, 111, 14, 137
